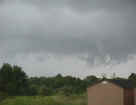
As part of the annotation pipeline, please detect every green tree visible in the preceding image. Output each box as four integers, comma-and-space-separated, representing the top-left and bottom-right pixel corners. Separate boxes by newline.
0, 63, 28, 96
84, 75, 98, 87
0, 63, 13, 93
128, 73, 136, 80
38, 85, 53, 96
128, 73, 136, 86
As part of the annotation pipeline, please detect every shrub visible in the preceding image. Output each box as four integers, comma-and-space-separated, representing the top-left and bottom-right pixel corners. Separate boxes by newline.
0, 92, 8, 102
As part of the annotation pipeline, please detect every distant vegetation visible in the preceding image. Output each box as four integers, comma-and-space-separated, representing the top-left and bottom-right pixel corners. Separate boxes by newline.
0, 63, 136, 104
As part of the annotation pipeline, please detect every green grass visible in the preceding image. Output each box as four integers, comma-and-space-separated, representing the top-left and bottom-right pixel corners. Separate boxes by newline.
0, 94, 87, 105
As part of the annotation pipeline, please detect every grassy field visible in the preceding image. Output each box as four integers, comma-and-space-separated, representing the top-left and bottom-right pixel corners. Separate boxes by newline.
0, 94, 87, 105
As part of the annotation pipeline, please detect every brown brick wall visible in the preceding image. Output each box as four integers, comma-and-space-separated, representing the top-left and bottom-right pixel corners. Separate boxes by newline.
124, 89, 134, 105
134, 89, 136, 105
87, 82, 124, 105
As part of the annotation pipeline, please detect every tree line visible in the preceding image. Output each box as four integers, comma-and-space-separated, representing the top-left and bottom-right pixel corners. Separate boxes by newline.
0, 63, 136, 98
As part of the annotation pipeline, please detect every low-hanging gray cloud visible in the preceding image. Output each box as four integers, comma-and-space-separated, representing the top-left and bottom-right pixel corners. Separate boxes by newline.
0, 0, 136, 65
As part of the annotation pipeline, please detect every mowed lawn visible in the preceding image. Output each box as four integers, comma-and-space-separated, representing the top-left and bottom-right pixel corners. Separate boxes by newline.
0, 94, 87, 105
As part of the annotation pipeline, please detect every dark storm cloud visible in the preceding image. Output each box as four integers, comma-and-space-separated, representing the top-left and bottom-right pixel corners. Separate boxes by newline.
0, 0, 136, 65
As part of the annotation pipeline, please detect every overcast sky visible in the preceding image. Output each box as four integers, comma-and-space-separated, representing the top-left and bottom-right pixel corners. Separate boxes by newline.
0, 0, 136, 78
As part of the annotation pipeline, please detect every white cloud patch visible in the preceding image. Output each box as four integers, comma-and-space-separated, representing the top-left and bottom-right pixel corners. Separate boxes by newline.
2, 53, 135, 78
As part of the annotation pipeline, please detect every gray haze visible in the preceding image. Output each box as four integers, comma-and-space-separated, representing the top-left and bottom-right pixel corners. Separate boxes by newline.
0, 0, 136, 77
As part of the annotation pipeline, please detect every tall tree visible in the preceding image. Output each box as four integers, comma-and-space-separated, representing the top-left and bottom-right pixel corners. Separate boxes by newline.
0, 63, 28, 96
128, 73, 136, 86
